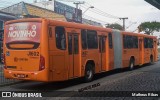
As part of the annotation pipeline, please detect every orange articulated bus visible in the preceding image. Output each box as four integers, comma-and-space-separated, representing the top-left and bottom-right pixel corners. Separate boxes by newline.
3, 18, 158, 82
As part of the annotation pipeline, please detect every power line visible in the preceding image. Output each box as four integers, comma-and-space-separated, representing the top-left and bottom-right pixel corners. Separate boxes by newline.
113, 19, 121, 24
55, 0, 82, 3
85, 2, 120, 19
57, 0, 120, 19
126, 22, 137, 29
80, 5, 121, 26
81, 3, 120, 19
83, 14, 110, 25
81, 5, 117, 19
84, 1, 130, 30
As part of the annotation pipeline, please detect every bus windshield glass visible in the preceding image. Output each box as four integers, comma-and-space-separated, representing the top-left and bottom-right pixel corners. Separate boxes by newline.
5, 22, 41, 50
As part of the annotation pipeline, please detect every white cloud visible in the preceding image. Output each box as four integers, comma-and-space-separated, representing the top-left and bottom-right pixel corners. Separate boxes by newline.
2, 0, 160, 33
82, 0, 160, 32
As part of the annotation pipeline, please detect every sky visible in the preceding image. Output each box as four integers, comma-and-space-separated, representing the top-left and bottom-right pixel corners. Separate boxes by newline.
0, 0, 160, 35
81, 0, 160, 33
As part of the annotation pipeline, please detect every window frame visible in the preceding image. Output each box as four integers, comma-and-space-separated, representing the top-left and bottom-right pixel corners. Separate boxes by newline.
108, 33, 113, 49
123, 35, 138, 49
87, 30, 98, 49
81, 29, 87, 50
55, 26, 66, 50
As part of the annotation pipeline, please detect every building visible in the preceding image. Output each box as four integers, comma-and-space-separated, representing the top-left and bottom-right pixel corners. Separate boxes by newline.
1, 2, 66, 21
1, 0, 102, 26
33, 0, 82, 23
0, 11, 17, 30
33, 0, 103, 26
82, 18, 103, 27
0, 11, 17, 63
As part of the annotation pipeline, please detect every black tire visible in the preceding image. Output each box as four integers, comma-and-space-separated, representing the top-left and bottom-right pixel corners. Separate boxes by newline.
84, 64, 94, 82
129, 58, 134, 70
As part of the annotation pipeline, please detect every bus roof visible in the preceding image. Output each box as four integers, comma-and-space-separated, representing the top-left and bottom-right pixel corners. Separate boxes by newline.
4, 18, 158, 39
122, 31, 157, 38
5, 18, 112, 33
5, 18, 43, 25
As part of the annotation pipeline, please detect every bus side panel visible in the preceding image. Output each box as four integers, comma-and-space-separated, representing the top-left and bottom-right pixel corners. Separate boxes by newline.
35, 19, 49, 81
106, 34, 110, 71
109, 46, 114, 70
134, 50, 140, 66
126, 49, 139, 66
65, 28, 81, 79
154, 38, 158, 62
112, 30, 122, 69
143, 37, 154, 64
144, 48, 151, 63
48, 26, 54, 81
48, 26, 68, 81
122, 33, 140, 67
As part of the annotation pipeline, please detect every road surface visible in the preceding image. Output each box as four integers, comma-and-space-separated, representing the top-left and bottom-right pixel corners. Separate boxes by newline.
0, 60, 160, 100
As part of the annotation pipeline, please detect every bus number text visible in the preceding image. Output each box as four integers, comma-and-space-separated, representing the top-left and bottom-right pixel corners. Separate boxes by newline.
27, 51, 39, 57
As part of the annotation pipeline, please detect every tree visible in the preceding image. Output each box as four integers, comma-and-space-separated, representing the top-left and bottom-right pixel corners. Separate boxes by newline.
138, 21, 160, 35
106, 23, 123, 30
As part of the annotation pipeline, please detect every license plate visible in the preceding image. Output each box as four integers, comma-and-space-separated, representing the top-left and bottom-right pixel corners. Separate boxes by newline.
17, 74, 25, 78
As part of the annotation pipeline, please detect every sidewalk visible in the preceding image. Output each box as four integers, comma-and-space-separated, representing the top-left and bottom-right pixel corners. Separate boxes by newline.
0, 64, 21, 87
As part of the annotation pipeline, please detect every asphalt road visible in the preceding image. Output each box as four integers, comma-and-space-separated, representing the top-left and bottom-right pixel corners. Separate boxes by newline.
0, 60, 160, 100
0, 64, 19, 85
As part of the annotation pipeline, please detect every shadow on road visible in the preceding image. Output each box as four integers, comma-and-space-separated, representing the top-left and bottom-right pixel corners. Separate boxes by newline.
11, 79, 83, 91
9, 63, 155, 91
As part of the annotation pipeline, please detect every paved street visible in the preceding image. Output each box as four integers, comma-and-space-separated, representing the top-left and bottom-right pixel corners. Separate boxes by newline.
0, 64, 18, 86
0, 60, 160, 100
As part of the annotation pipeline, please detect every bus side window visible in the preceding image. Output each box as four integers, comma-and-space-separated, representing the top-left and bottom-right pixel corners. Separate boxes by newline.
123, 35, 126, 49
132, 36, 137, 48
87, 30, 98, 49
150, 38, 153, 48
134, 36, 138, 48
129, 35, 133, 48
144, 38, 148, 48
81, 29, 87, 49
55, 26, 66, 50
108, 33, 112, 49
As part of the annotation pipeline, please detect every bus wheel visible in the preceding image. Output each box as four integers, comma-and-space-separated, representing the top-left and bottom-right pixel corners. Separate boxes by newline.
129, 58, 134, 70
84, 64, 94, 82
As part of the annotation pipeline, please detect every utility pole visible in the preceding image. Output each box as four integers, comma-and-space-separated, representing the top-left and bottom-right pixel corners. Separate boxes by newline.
119, 17, 128, 31
73, 1, 85, 22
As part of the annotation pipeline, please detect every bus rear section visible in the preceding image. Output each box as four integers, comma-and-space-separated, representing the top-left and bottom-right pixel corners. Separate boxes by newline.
3, 19, 48, 81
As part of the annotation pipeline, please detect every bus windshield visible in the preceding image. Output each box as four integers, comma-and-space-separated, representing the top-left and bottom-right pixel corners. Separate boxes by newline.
5, 22, 41, 50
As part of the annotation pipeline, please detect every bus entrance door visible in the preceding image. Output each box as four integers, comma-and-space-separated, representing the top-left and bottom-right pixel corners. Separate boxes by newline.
99, 35, 107, 71
68, 33, 80, 78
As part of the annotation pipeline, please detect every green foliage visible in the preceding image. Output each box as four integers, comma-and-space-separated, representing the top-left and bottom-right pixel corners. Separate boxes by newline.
138, 21, 160, 35
106, 23, 123, 30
